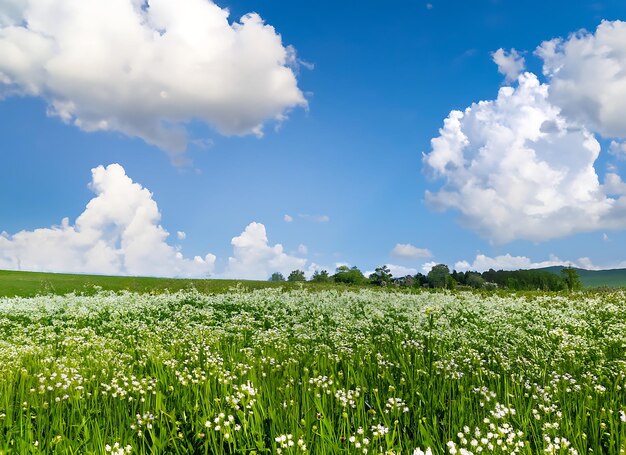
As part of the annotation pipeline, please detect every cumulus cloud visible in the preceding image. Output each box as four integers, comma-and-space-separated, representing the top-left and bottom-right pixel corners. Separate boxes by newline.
283, 214, 293, 223
386, 264, 418, 277
224, 222, 306, 280
176, 231, 186, 240
537, 20, 626, 139
424, 20, 626, 244
609, 140, 626, 160
0, 164, 215, 277
421, 261, 437, 274
0, 0, 306, 160
423, 72, 625, 243
391, 243, 432, 259
603, 173, 626, 196
454, 253, 599, 272
492, 48, 525, 83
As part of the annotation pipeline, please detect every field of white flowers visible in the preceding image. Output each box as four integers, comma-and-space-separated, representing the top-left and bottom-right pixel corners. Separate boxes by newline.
0, 288, 625, 454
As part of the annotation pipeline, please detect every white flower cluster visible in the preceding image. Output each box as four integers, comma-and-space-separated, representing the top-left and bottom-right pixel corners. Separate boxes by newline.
308, 375, 334, 396
274, 434, 307, 453
543, 436, 578, 454
101, 373, 157, 402
447, 422, 526, 454
490, 403, 516, 419
204, 413, 241, 440
104, 442, 132, 454
385, 397, 409, 414
348, 427, 371, 453
371, 423, 390, 438
335, 388, 361, 408
225, 380, 258, 411
130, 412, 155, 437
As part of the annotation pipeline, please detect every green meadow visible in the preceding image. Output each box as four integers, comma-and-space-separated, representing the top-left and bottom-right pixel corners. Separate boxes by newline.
0, 270, 291, 298
1, 286, 625, 454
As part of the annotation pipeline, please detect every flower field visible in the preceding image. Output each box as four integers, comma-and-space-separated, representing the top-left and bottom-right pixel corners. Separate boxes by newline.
0, 288, 625, 454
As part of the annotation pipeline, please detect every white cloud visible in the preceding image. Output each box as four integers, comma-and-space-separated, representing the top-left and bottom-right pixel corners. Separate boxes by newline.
297, 244, 308, 255
0, 0, 306, 160
386, 264, 418, 277
603, 232, 609, 241
423, 72, 624, 243
492, 48, 525, 83
421, 261, 437, 274
299, 214, 330, 223
224, 222, 306, 280
0, 164, 215, 277
603, 173, 626, 196
390, 243, 432, 259
453, 253, 601, 272
609, 140, 626, 160
537, 20, 626, 139
176, 231, 186, 240
283, 214, 293, 223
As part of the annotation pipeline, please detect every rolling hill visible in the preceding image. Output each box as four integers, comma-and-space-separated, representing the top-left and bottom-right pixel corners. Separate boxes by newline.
539, 266, 626, 288
0, 269, 284, 297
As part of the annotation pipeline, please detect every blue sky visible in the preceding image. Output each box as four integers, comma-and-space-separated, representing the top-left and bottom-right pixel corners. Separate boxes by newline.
2, 0, 626, 278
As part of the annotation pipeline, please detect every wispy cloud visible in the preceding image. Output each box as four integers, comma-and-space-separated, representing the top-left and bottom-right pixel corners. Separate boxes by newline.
298, 214, 330, 223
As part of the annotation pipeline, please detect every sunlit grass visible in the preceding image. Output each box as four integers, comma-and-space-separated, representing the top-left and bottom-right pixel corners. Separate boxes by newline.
0, 289, 625, 454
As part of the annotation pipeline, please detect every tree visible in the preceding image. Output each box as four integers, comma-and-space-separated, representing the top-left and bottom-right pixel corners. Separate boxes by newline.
333, 266, 367, 285
369, 265, 393, 286
465, 272, 485, 289
413, 273, 430, 287
287, 270, 306, 282
427, 264, 452, 289
311, 270, 331, 283
269, 272, 285, 282
561, 266, 582, 291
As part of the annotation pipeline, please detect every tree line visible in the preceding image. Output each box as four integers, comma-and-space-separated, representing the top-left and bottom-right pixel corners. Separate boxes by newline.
270, 264, 583, 291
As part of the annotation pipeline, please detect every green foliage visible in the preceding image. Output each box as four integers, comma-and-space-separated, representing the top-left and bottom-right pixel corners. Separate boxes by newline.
482, 268, 566, 291
561, 266, 583, 291
427, 264, 451, 288
369, 265, 393, 286
269, 272, 286, 282
287, 270, 306, 282
310, 270, 331, 283
332, 266, 367, 285
465, 272, 486, 289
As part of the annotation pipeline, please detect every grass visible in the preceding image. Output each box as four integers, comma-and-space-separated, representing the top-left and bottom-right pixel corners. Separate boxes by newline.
0, 269, 313, 298
541, 266, 626, 288
0, 288, 625, 454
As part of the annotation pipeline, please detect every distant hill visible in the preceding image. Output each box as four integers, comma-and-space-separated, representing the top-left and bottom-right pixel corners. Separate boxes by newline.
0, 269, 341, 298
539, 266, 626, 288
0, 269, 283, 298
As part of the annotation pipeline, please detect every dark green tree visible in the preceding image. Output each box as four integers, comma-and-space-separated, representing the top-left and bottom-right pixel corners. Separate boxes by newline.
311, 270, 331, 283
369, 265, 393, 286
333, 266, 367, 285
413, 273, 430, 287
427, 264, 452, 288
287, 270, 306, 282
269, 272, 285, 282
561, 266, 583, 291
465, 272, 485, 289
